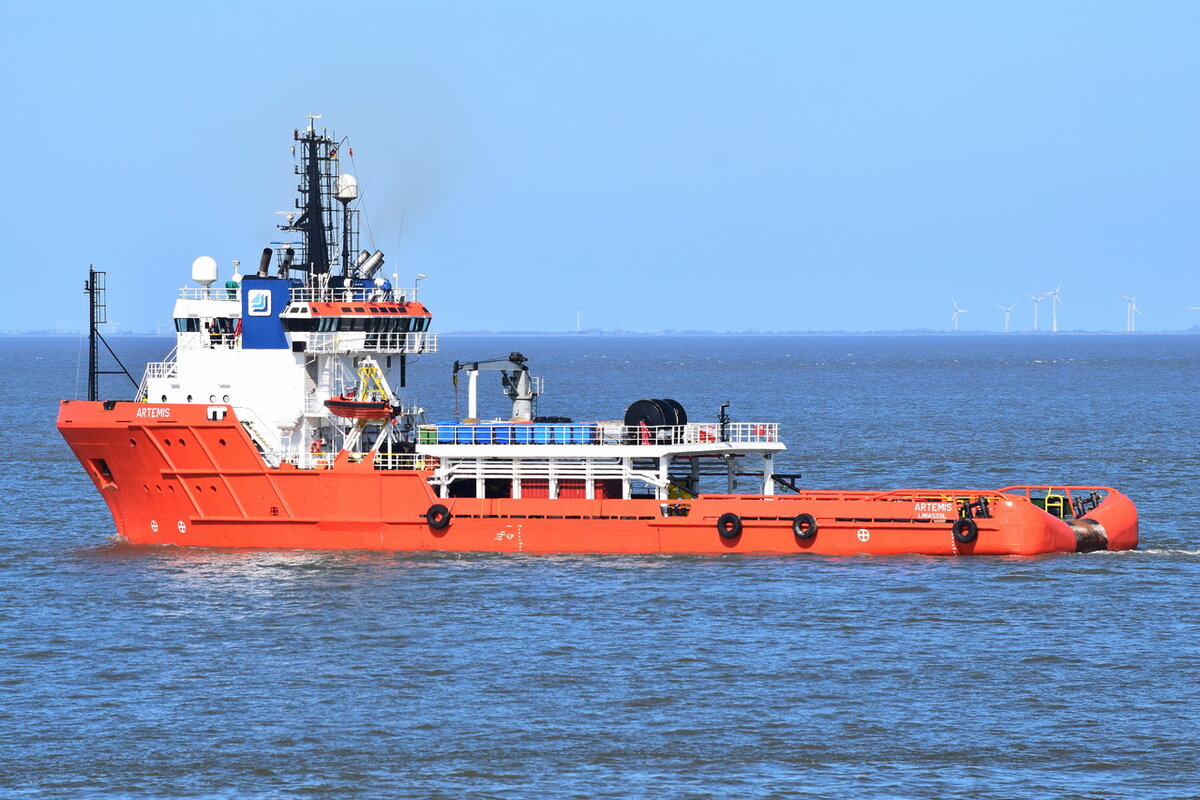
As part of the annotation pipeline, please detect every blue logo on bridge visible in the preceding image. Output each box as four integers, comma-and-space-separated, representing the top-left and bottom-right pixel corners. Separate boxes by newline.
247, 289, 272, 317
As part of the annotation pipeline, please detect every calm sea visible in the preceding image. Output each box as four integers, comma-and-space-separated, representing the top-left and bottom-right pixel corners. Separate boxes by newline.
3, 334, 1198, 798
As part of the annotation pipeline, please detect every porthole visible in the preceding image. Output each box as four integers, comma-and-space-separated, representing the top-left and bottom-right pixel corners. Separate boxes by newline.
168, 485, 175, 493
178, 439, 186, 446
218, 438, 226, 446
222, 395, 230, 402
187, 395, 193, 402
161, 395, 167, 402
210, 485, 218, 493
210, 395, 216, 402
164, 439, 172, 447
129, 438, 137, 447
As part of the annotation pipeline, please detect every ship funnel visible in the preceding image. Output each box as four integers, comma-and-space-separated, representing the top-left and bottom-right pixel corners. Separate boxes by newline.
336, 173, 358, 203
257, 247, 273, 278
279, 246, 295, 277
355, 249, 371, 269
358, 249, 385, 279
191, 256, 218, 288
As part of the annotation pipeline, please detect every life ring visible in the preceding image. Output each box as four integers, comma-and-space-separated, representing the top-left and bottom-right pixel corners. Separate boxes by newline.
426, 504, 452, 529
717, 512, 742, 539
952, 517, 978, 544
792, 513, 818, 540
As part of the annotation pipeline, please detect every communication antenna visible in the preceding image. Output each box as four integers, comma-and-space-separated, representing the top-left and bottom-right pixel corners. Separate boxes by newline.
191, 255, 217, 288
335, 173, 358, 272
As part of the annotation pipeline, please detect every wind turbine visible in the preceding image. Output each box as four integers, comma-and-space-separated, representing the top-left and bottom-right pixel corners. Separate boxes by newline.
1119, 293, 1141, 332
1046, 281, 1063, 333
950, 297, 969, 331
1027, 292, 1046, 331
995, 302, 1017, 333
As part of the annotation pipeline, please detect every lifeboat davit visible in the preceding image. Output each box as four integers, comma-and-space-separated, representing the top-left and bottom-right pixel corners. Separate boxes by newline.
323, 395, 393, 420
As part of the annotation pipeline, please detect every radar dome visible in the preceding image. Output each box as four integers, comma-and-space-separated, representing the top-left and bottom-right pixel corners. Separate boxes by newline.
191, 256, 218, 287
336, 173, 358, 202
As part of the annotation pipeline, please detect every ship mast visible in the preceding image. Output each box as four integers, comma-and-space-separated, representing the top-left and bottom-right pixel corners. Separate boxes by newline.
84, 266, 136, 400
300, 121, 330, 275
282, 115, 358, 282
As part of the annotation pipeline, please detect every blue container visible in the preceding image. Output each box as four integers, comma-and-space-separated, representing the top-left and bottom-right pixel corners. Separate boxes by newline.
573, 424, 597, 444
473, 425, 494, 444
512, 424, 533, 444
456, 425, 475, 444
551, 424, 570, 443
492, 425, 512, 444
435, 421, 458, 444
532, 424, 553, 444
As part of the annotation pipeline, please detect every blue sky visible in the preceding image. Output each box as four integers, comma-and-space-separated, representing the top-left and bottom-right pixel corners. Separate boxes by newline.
3, 1, 1198, 332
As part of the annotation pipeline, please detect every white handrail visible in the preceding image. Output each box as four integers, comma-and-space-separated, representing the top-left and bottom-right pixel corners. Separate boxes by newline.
303, 331, 438, 354
289, 286, 418, 303
177, 287, 240, 302
417, 421, 780, 446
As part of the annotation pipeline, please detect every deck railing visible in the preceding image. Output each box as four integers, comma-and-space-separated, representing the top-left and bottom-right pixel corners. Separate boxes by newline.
176, 285, 424, 305
177, 332, 242, 351
287, 452, 438, 471
142, 361, 178, 380
417, 421, 779, 446
303, 331, 439, 354
289, 286, 418, 304
372, 452, 440, 471
177, 287, 241, 302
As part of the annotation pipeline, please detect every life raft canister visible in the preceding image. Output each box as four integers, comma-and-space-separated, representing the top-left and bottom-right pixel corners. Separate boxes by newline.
426, 504, 452, 529
792, 513, 818, 540
952, 517, 978, 544
717, 513, 742, 539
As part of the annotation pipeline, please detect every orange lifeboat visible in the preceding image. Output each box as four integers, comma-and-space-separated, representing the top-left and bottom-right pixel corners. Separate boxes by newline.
324, 360, 396, 420
323, 395, 393, 420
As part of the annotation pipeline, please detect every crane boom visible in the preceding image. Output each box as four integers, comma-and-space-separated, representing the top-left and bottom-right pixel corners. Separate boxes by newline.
452, 352, 539, 421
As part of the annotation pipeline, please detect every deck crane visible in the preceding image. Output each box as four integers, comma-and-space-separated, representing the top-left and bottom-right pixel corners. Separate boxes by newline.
453, 352, 541, 422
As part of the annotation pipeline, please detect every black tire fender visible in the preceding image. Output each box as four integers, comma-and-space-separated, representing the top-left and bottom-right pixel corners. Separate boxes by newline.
426, 504, 452, 530
792, 513, 818, 540
952, 517, 978, 544
717, 512, 742, 539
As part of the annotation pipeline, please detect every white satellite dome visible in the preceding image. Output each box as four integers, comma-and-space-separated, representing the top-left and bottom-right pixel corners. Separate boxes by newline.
191, 256, 218, 287
336, 173, 358, 202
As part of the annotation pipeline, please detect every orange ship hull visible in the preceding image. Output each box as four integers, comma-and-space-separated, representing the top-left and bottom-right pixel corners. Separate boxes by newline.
58, 401, 1138, 556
